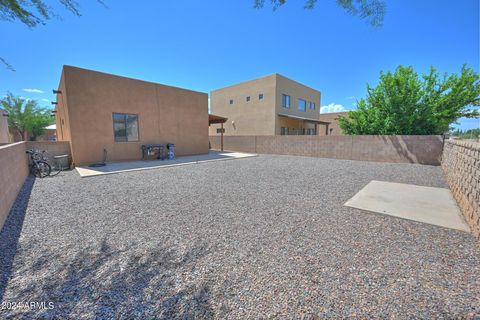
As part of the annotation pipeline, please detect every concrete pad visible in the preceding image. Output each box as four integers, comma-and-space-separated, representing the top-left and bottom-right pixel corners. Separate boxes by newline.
76, 151, 257, 177
344, 180, 469, 232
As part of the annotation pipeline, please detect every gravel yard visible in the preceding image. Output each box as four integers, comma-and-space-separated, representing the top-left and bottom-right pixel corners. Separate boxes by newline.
1, 154, 479, 319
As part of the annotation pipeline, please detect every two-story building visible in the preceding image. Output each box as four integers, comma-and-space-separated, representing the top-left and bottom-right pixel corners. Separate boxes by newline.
209, 74, 330, 136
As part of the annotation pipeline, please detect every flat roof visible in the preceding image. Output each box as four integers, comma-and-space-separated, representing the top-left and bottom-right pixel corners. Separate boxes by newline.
61, 65, 208, 96
278, 113, 330, 124
211, 73, 320, 94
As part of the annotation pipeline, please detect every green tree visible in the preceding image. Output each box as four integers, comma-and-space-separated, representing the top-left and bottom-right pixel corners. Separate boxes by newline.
338, 65, 480, 135
1, 93, 53, 141
254, 0, 386, 27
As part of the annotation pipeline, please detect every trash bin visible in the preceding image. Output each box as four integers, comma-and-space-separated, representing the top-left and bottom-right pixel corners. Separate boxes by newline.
166, 143, 175, 160
53, 154, 69, 170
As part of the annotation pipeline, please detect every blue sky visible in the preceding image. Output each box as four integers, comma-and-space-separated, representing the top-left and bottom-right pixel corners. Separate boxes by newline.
1, 0, 479, 130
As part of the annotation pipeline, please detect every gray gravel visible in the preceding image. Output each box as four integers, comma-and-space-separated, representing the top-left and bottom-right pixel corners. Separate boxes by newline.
0, 155, 479, 319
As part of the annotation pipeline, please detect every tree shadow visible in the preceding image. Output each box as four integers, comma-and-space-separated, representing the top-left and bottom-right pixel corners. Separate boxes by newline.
2, 239, 215, 319
382, 135, 442, 165
0, 176, 35, 303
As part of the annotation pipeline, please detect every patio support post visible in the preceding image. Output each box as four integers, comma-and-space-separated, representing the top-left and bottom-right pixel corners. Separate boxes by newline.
221, 122, 224, 152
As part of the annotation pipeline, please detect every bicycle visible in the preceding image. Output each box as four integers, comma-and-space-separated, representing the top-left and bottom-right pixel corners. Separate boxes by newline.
26, 149, 51, 178
28, 149, 68, 177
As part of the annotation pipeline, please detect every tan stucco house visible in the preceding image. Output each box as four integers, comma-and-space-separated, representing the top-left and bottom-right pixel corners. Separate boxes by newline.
209, 74, 332, 136
318, 112, 348, 136
55, 66, 209, 166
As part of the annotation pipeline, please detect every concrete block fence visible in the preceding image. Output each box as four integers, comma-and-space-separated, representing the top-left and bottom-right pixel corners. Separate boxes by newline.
0, 141, 71, 231
442, 140, 480, 240
0, 142, 30, 231
210, 135, 444, 165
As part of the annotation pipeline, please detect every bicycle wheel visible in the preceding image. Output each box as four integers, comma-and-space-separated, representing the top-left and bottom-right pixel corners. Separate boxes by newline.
49, 164, 63, 177
33, 161, 51, 178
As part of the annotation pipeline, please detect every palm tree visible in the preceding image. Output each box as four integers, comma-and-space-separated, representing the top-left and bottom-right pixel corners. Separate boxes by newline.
1, 93, 53, 141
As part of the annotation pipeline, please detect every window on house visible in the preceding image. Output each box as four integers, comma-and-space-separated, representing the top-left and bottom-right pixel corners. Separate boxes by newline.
113, 113, 139, 142
259, 93, 264, 100
229, 99, 234, 105
298, 99, 306, 112
306, 128, 315, 135
311, 102, 316, 110
282, 94, 290, 108
246, 96, 251, 102
216, 128, 225, 134
280, 127, 289, 135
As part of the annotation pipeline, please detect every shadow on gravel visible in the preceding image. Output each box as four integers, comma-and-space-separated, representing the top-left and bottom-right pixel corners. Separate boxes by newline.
0, 176, 35, 303
3, 239, 214, 319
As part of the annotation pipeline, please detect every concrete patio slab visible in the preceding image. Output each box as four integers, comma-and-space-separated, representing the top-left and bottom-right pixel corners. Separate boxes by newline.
344, 180, 469, 232
76, 151, 257, 177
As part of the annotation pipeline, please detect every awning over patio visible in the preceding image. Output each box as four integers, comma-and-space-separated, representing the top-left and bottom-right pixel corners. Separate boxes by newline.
277, 113, 330, 125
209, 114, 228, 125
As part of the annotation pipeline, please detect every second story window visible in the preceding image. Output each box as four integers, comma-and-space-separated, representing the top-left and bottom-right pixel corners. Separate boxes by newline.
229, 99, 234, 105
282, 94, 290, 108
246, 96, 251, 102
298, 99, 306, 112
259, 93, 264, 100
311, 102, 316, 110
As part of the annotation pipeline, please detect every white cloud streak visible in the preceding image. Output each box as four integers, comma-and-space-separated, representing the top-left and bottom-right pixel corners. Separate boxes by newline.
320, 103, 347, 113
23, 88, 44, 94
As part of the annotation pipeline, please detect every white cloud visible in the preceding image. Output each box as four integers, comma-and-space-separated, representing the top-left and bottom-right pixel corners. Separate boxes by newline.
19, 96, 32, 101
41, 98, 50, 102
320, 103, 347, 113
23, 88, 44, 94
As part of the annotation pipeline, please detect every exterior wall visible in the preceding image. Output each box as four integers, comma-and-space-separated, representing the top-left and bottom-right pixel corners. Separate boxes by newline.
209, 74, 321, 136
274, 74, 321, 135
442, 140, 480, 240
26, 141, 71, 162
56, 68, 73, 144
58, 66, 208, 165
0, 109, 9, 143
37, 129, 56, 141
0, 142, 29, 232
209, 135, 443, 165
318, 112, 348, 136
9, 129, 28, 142
210, 74, 277, 136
